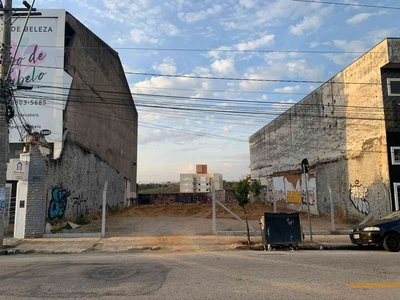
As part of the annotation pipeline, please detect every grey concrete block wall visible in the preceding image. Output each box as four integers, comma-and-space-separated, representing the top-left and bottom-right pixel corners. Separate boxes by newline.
46, 138, 125, 223
25, 146, 47, 238
63, 13, 137, 197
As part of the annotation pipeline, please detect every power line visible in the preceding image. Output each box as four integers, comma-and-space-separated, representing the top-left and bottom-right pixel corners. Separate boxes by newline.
11, 44, 384, 54
17, 64, 385, 85
40, 102, 392, 154
14, 92, 393, 123
292, 0, 400, 10
18, 86, 390, 111
44, 104, 393, 154
40, 103, 247, 143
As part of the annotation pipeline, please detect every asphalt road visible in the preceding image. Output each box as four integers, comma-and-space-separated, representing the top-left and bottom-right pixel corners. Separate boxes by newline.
0, 250, 399, 300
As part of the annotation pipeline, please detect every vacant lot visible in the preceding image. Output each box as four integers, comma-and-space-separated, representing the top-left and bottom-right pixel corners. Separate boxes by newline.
68, 203, 352, 236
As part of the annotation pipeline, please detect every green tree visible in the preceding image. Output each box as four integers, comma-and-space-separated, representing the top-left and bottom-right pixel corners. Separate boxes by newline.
232, 179, 261, 247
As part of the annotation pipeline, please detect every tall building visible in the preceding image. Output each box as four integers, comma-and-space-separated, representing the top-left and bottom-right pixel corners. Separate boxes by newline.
5, 10, 138, 238
249, 38, 400, 218
180, 165, 223, 193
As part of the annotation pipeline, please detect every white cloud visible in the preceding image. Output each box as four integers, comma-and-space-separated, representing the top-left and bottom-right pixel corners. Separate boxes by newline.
325, 29, 394, 65
238, 60, 323, 92
236, 34, 275, 51
272, 99, 295, 109
310, 41, 319, 48
289, 15, 323, 36
222, 125, 233, 132
346, 13, 372, 25
273, 85, 301, 93
130, 28, 160, 44
159, 22, 181, 36
220, 0, 321, 31
153, 57, 177, 74
289, 7, 332, 36
178, 4, 222, 23
239, 0, 256, 9
208, 34, 275, 60
211, 59, 236, 75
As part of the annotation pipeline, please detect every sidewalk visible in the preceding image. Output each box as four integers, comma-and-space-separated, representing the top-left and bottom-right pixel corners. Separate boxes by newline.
0, 234, 357, 255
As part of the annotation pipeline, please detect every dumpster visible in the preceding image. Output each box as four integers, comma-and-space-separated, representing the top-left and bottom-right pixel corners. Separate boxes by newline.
260, 212, 303, 249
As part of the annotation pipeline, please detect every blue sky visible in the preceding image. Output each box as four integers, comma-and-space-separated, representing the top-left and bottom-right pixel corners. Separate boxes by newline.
39, 0, 398, 182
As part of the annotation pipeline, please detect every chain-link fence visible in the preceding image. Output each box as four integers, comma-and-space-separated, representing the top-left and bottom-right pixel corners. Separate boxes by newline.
214, 186, 392, 236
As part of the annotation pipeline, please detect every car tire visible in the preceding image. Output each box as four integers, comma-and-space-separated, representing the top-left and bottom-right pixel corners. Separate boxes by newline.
383, 233, 400, 252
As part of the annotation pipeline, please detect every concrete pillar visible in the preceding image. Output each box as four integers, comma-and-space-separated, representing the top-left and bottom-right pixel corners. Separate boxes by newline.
24, 145, 47, 238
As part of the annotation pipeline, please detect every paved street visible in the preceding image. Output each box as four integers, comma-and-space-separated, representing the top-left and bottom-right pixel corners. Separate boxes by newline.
0, 250, 399, 299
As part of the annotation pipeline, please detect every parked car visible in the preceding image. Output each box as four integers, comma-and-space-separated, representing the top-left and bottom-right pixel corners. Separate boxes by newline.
349, 210, 400, 252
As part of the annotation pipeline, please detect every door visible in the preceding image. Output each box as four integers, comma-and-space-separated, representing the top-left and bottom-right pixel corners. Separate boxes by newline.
394, 183, 400, 211
14, 181, 28, 239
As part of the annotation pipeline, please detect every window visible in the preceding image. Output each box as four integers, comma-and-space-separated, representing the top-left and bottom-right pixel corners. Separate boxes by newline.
391, 147, 400, 165
387, 78, 400, 96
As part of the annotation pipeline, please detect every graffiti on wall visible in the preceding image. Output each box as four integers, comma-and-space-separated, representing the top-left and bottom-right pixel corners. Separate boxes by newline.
48, 188, 70, 220
72, 193, 88, 216
267, 181, 274, 203
349, 180, 370, 215
276, 190, 285, 202
302, 190, 316, 206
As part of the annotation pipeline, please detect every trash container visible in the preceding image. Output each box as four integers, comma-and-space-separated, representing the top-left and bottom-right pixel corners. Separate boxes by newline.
260, 212, 303, 248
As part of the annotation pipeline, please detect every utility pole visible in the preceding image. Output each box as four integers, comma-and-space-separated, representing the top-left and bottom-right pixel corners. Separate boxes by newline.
0, 0, 13, 248
0, 0, 36, 247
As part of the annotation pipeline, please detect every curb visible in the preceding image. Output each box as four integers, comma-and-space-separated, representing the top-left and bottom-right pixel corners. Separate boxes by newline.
298, 243, 359, 250
234, 243, 358, 251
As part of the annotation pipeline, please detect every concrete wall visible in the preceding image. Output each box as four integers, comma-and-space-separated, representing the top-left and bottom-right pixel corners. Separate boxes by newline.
25, 145, 47, 238
138, 191, 226, 205
63, 13, 137, 196
249, 39, 397, 218
46, 137, 125, 222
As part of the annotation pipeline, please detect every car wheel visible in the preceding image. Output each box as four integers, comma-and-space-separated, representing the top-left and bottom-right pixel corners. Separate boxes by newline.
383, 233, 400, 252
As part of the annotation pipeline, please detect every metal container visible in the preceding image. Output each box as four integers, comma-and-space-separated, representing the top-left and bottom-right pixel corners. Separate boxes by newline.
261, 212, 303, 246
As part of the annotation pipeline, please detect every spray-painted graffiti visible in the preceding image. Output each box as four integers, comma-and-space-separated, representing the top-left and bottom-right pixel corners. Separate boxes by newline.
302, 190, 316, 206
72, 193, 88, 216
48, 188, 70, 220
349, 180, 370, 215
276, 190, 285, 202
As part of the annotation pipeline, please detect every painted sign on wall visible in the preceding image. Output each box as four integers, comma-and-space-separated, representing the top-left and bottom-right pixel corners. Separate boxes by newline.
7, 10, 72, 158
287, 190, 302, 204
273, 174, 317, 206
10, 160, 29, 181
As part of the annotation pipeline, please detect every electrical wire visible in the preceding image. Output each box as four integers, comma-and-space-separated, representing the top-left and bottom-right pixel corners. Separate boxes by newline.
292, 0, 400, 10
15, 63, 388, 85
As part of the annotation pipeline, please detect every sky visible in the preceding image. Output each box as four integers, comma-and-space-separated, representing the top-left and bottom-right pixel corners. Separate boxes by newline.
37, 0, 399, 183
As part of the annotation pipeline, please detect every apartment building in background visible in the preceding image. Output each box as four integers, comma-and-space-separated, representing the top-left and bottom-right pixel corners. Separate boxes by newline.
180, 165, 223, 193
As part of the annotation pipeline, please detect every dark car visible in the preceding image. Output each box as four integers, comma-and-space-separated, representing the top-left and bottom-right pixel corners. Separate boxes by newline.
349, 210, 400, 252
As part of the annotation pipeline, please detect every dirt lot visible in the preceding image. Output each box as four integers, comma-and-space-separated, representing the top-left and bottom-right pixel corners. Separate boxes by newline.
68, 203, 353, 237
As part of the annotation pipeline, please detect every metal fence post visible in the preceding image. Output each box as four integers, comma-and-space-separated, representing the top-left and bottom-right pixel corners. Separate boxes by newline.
101, 181, 108, 238
212, 180, 216, 235
327, 184, 335, 231
305, 173, 313, 242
